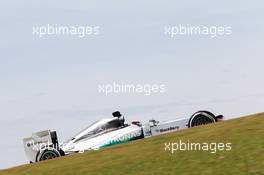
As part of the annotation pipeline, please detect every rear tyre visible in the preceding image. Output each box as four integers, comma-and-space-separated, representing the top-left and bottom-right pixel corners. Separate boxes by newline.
39, 149, 61, 161
188, 111, 216, 128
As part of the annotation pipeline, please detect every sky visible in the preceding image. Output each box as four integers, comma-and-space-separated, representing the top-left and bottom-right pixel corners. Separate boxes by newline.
0, 0, 264, 169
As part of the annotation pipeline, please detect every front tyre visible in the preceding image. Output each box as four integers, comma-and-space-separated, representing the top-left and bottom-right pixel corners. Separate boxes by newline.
188, 111, 216, 128
38, 149, 61, 161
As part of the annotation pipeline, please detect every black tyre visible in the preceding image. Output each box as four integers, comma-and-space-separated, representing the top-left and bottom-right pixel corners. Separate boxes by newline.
39, 149, 60, 161
188, 111, 216, 128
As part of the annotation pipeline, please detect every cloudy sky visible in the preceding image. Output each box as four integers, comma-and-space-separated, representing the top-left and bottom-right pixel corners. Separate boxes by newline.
0, 0, 263, 169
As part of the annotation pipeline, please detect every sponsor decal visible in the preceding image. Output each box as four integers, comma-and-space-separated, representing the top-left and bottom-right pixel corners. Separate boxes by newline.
101, 130, 143, 148
155, 126, 180, 133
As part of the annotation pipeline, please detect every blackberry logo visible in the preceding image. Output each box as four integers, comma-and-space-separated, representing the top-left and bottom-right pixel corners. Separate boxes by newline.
156, 126, 180, 133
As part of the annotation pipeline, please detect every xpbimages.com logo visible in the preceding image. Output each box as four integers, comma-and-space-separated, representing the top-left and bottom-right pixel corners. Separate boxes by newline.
164, 24, 232, 38
32, 24, 100, 38
164, 140, 232, 154
98, 82, 166, 96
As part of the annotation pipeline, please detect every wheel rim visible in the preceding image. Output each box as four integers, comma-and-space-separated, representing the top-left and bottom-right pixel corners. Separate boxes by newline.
191, 115, 214, 127
41, 151, 58, 160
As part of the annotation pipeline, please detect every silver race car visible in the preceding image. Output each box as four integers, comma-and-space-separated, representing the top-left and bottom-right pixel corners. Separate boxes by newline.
23, 111, 223, 163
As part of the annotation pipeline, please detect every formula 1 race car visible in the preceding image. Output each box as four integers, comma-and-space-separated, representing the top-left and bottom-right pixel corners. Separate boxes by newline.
23, 110, 223, 163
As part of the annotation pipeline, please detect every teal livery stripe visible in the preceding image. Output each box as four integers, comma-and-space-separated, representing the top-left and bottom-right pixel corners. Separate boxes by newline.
99, 130, 144, 148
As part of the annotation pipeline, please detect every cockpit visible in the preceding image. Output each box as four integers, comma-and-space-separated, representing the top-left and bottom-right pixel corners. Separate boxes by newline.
68, 114, 125, 143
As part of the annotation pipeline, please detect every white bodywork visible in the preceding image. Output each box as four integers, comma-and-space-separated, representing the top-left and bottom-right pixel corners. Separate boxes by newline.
62, 118, 143, 154
146, 118, 190, 136
23, 111, 221, 163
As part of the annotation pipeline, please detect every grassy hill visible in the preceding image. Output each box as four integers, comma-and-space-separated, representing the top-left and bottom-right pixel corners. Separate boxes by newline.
1, 113, 264, 175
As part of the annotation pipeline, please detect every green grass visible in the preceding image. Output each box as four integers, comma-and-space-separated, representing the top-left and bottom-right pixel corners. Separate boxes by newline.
1, 113, 264, 175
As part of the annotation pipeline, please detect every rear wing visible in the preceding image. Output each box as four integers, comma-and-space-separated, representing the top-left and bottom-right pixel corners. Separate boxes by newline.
23, 130, 58, 163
